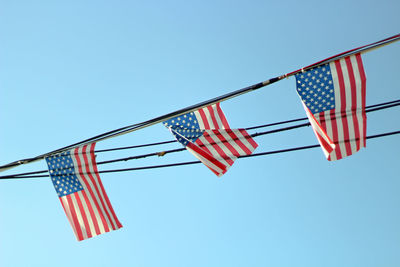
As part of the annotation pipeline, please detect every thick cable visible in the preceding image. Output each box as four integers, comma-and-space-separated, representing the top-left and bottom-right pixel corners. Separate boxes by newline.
3, 100, 400, 178
1, 130, 399, 180
74, 99, 400, 152
1, 34, 398, 172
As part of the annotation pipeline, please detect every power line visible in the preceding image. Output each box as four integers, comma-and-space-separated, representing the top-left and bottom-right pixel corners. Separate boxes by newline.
1, 130, 399, 180
1, 97, 398, 179
2, 99, 400, 179
94, 99, 400, 153
1, 34, 398, 172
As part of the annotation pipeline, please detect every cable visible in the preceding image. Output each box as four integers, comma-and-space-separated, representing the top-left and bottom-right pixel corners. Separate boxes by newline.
1, 34, 398, 172
3, 100, 400, 178
1, 130, 399, 180
95, 99, 400, 153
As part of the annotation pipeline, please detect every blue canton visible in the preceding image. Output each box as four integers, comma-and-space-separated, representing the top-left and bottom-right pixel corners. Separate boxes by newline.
46, 151, 84, 197
295, 63, 336, 114
163, 112, 204, 146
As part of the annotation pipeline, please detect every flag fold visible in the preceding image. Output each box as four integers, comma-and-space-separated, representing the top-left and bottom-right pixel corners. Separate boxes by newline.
163, 103, 258, 176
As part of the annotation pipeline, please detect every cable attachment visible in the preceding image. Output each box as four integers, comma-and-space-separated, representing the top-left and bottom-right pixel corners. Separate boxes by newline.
157, 151, 167, 157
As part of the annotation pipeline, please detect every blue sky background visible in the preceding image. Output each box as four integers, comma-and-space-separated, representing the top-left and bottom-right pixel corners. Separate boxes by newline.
0, 1, 399, 266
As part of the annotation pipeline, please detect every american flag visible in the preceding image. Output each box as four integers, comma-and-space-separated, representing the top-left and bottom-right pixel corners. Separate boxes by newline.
295, 53, 366, 160
45, 143, 122, 241
163, 103, 258, 176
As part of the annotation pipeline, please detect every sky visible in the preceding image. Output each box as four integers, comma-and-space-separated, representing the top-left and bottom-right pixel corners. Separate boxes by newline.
0, 0, 399, 266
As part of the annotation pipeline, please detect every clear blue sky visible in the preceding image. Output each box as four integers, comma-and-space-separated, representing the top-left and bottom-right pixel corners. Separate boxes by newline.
0, 1, 399, 266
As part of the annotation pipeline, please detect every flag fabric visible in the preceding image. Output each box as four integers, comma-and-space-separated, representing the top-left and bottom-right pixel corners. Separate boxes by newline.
45, 143, 122, 241
163, 103, 258, 176
295, 53, 366, 160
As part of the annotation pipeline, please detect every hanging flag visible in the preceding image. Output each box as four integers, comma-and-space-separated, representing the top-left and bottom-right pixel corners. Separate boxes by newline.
45, 143, 122, 241
295, 53, 366, 160
163, 103, 258, 176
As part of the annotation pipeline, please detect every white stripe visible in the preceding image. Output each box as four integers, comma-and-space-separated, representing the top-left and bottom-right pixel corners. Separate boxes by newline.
325, 111, 338, 160
232, 129, 258, 152
200, 106, 215, 129
186, 146, 226, 176
210, 104, 226, 129
219, 131, 246, 156
70, 193, 88, 240
204, 131, 237, 162
194, 111, 205, 129
77, 146, 110, 233
313, 112, 331, 159
76, 190, 96, 238
219, 130, 256, 156
351, 55, 366, 149
194, 104, 225, 130
340, 58, 357, 155
60, 197, 79, 239
197, 134, 234, 167
70, 147, 106, 234
84, 145, 119, 229
302, 102, 334, 157
330, 61, 347, 158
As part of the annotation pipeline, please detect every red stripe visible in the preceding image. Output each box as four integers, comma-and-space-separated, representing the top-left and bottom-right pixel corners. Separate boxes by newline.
193, 139, 226, 176
89, 143, 122, 229
317, 112, 336, 157
81, 190, 101, 236
80, 145, 111, 232
356, 53, 367, 147
316, 130, 334, 154
59, 199, 77, 237
215, 103, 230, 128
345, 56, 361, 151
224, 129, 251, 155
319, 112, 327, 137
202, 131, 234, 166
207, 105, 220, 129
66, 194, 84, 241
211, 129, 240, 158
334, 60, 352, 157
188, 142, 227, 173
307, 108, 334, 155
197, 108, 210, 129
74, 192, 92, 239
238, 129, 258, 150
74, 148, 103, 233
329, 110, 341, 160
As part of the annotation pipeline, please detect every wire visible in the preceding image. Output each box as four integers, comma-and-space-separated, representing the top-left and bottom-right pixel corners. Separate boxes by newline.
1, 34, 398, 172
94, 99, 400, 153
1, 130, 399, 180
2, 99, 400, 179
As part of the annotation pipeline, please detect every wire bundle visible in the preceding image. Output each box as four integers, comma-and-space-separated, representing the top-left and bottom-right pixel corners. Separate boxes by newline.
1, 99, 399, 180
